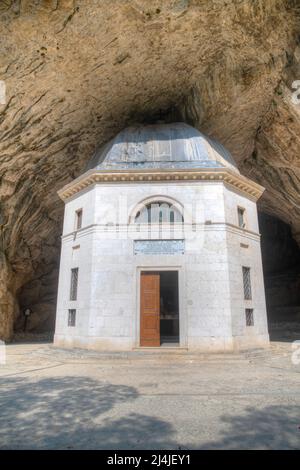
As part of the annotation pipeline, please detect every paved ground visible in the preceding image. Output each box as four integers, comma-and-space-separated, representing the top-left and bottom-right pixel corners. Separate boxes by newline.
0, 341, 300, 449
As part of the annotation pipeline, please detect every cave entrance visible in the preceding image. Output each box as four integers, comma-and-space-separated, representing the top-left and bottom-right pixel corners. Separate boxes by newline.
259, 212, 300, 343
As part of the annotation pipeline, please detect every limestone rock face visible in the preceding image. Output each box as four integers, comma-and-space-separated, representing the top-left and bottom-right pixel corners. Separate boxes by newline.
0, 0, 299, 339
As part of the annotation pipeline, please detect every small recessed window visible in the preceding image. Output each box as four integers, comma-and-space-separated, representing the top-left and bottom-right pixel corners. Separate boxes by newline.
238, 207, 245, 228
242, 266, 252, 300
70, 267, 79, 301
72, 245, 80, 263
75, 209, 83, 230
245, 308, 254, 326
68, 309, 76, 327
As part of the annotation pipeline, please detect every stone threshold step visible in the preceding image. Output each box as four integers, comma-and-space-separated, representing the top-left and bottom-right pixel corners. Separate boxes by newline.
44, 346, 269, 362
133, 347, 188, 353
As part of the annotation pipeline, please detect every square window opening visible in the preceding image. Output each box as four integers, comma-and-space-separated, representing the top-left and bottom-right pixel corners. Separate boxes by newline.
245, 308, 254, 326
68, 309, 76, 327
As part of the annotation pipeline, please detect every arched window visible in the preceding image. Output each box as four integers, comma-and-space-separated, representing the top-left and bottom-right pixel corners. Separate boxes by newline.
134, 201, 184, 224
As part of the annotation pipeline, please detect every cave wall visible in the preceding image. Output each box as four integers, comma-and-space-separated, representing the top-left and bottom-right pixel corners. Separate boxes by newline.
0, 0, 300, 339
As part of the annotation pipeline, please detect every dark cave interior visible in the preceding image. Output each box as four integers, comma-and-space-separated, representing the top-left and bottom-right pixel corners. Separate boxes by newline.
258, 212, 300, 340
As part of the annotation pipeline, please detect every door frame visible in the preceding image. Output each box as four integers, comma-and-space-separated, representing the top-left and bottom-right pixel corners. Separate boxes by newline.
136, 266, 185, 348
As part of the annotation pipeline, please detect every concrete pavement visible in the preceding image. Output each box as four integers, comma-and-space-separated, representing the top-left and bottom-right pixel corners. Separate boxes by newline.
0, 342, 299, 449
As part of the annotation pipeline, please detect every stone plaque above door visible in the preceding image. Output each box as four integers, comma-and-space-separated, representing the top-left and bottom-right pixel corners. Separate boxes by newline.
134, 240, 184, 255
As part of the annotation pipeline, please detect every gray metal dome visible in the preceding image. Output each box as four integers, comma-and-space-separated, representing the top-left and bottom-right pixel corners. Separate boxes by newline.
88, 122, 239, 173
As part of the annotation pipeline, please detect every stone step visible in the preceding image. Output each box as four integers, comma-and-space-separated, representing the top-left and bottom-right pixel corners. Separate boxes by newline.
44, 345, 253, 363
29, 343, 280, 364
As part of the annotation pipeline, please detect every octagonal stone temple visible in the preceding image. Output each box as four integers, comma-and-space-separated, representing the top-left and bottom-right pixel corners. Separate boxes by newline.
54, 122, 269, 351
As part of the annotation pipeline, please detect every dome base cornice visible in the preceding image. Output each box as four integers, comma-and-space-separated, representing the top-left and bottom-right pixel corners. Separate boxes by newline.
58, 167, 265, 202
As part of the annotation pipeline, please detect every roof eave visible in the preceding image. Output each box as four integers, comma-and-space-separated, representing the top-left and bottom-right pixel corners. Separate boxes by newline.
58, 167, 265, 202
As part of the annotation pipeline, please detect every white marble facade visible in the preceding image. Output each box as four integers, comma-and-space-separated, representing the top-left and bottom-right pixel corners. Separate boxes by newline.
54, 123, 269, 351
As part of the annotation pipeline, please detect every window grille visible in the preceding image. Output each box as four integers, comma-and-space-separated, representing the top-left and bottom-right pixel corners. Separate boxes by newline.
245, 308, 254, 326
242, 266, 252, 300
135, 202, 183, 224
68, 309, 76, 327
70, 268, 79, 301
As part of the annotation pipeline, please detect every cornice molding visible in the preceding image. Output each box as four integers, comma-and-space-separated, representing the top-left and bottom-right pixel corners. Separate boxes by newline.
61, 221, 261, 242
58, 167, 265, 202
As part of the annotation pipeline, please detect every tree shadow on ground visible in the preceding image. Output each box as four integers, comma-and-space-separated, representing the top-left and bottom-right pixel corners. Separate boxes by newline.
199, 405, 300, 450
1, 377, 299, 449
0, 376, 177, 449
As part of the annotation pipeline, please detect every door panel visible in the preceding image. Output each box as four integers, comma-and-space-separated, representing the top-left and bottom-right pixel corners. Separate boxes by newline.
140, 272, 160, 346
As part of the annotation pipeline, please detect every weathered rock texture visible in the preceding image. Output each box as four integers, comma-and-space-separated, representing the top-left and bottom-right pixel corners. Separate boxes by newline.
0, 0, 300, 339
